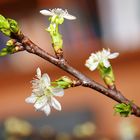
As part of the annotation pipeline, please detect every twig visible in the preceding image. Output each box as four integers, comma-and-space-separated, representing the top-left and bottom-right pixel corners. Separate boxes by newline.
10, 32, 140, 117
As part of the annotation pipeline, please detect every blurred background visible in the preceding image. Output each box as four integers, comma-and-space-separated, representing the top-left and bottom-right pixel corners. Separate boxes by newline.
0, 0, 140, 139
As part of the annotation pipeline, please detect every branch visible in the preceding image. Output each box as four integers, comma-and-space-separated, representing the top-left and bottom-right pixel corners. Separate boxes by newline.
11, 32, 140, 117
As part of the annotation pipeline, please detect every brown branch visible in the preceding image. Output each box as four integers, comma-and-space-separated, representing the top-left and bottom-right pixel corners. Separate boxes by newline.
11, 32, 140, 117
71, 80, 82, 87
14, 42, 25, 52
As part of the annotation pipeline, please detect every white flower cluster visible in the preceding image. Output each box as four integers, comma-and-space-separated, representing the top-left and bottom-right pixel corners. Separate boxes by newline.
85, 48, 119, 71
25, 68, 64, 116
40, 8, 76, 20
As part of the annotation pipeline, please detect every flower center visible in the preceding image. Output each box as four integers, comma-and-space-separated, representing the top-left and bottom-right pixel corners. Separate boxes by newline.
44, 87, 52, 97
52, 9, 64, 16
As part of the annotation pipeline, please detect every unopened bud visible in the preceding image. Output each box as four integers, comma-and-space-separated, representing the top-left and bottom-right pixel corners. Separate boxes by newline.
6, 39, 15, 47
55, 76, 73, 89
98, 64, 115, 89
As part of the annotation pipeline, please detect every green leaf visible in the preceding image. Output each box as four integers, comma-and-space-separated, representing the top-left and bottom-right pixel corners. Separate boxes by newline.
0, 15, 6, 22
0, 40, 15, 56
114, 103, 132, 117
0, 28, 11, 36
0, 15, 10, 29
0, 47, 9, 56
53, 76, 73, 89
0, 47, 14, 56
0, 50, 8, 56
0, 15, 20, 36
0, 15, 11, 36
7, 18, 19, 33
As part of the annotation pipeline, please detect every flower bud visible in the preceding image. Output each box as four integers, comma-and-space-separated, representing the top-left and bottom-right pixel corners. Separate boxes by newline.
98, 64, 115, 88
6, 39, 15, 46
55, 76, 73, 89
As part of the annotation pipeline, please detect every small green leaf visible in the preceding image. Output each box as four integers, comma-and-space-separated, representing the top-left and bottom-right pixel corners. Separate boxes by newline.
0, 15, 6, 21
0, 28, 11, 36
53, 76, 73, 89
0, 15, 20, 36
0, 50, 8, 56
0, 15, 10, 29
0, 47, 9, 56
0, 15, 11, 36
0, 39, 16, 56
0, 47, 14, 56
114, 103, 132, 117
7, 18, 19, 33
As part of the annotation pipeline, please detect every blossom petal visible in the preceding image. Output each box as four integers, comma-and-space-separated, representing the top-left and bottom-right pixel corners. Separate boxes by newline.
103, 59, 110, 68
36, 67, 41, 79
40, 10, 53, 16
91, 53, 98, 60
102, 48, 110, 56
32, 88, 40, 93
86, 57, 94, 64
42, 74, 51, 86
25, 95, 37, 104
85, 61, 99, 71
63, 14, 76, 20
108, 52, 119, 59
90, 62, 99, 71
51, 97, 61, 111
34, 96, 47, 110
42, 104, 51, 116
40, 8, 76, 20
51, 88, 64, 97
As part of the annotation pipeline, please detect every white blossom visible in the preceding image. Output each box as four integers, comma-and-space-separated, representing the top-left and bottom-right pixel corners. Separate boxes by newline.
25, 68, 64, 116
40, 8, 76, 20
85, 48, 119, 71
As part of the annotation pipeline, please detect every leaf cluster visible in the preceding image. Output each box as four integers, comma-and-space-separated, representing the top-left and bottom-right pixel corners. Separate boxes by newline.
0, 15, 19, 36
52, 76, 73, 89
114, 102, 132, 117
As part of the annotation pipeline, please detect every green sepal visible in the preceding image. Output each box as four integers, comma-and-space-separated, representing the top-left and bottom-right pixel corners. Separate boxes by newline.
48, 17, 52, 21
47, 23, 63, 51
51, 15, 57, 23
52, 76, 73, 89
7, 18, 19, 33
46, 15, 64, 53
114, 102, 132, 117
55, 17, 64, 24
49, 15, 64, 24
46, 24, 55, 33
98, 64, 115, 86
